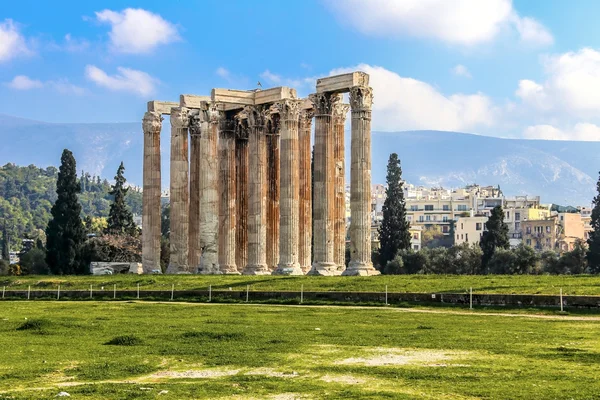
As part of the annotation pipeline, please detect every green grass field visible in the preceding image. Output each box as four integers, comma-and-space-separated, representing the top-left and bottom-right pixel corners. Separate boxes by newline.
2, 274, 600, 295
1, 301, 600, 399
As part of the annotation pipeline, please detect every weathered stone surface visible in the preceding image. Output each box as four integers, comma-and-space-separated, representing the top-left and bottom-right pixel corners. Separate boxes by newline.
211, 88, 255, 106
255, 87, 297, 105
218, 116, 238, 274
333, 103, 350, 272
235, 113, 249, 273
344, 86, 379, 276
274, 100, 303, 275
298, 107, 314, 273
142, 111, 162, 273
188, 111, 201, 269
180, 94, 211, 109
90, 262, 143, 275
308, 93, 341, 276
266, 107, 280, 272
147, 101, 179, 115
197, 102, 221, 274
167, 107, 190, 274
244, 105, 270, 275
316, 72, 369, 94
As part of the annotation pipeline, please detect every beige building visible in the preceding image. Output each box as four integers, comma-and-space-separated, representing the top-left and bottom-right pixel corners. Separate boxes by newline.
454, 215, 487, 245
410, 226, 422, 251
521, 213, 585, 252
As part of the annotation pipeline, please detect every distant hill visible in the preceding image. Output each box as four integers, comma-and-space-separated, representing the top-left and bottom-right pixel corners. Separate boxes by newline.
1, 114, 598, 205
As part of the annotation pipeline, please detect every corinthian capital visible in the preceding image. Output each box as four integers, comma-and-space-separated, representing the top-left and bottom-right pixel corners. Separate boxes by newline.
189, 112, 202, 137
207, 103, 223, 125
332, 103, 350, 125
349, 86, 373, 111
142, 111, 163, 134
276, 99, 301, 121
246, 105, 266, 128
308, 92, 342, 115
299, 108, 315, 126
170, 107, 189, 128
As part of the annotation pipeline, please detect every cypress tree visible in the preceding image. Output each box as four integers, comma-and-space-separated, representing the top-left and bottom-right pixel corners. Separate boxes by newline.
480, 205, 509, 271
378, 153, 411, 267
45, 149, 86, 275
587, 172, 600, 273
106, 162, 137, 235
1, 219, 9, 261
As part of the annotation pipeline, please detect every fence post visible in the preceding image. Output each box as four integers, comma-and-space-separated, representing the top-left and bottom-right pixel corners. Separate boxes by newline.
2, 286, 5, 299
113, 284, 116, 299
246, 285, 249, 303
27, 285, 30, 300
300, 284, 304, 304
560, 288, 564, 312
385, 285, 388, 306
209, 285, 212, 302
90, 284, 93, 299
57, 285, 60, 300
137, 283, 140, 299
170, 284, 174, 301
470, 287, 473, 310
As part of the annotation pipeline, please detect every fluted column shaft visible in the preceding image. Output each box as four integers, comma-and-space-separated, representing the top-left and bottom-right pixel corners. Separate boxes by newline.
298, 109, 313, 273
198, 103, 221, 274
142, 112, 162, 273
345, 86, 379, 276
218, 117, 238, 274
167, 107, 190, 273
235, 119, 249, 273
274, 100, 303, 275
188, 121, 201, 269
333, 103, 350, 272
309, 93, 341, 275
244, 106, 270, 274
266, 117, 280, 271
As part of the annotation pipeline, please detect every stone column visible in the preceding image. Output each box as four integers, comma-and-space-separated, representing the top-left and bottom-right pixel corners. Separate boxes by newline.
244, 105, 270, 274
167, 107, 190, 273
274, 100, 303, 275
235, 114, 249, 273
266, 111, 280, 271
333, 103, 350, 272
142, 111, 162, 273
308, 93, 341, 275
298, 108, 314, 273
344, 86, 379, 276
218, 116, 238, 274
197, 102, 221, 274
188, 112, 202, 270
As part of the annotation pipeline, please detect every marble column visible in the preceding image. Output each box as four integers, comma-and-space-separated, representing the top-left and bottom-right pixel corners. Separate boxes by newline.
198, 102, 221, 274
308, 93, 342, 275
298, 108, 314, 274
344, 86, 379, 276
188, 112, 202, 270
235, 114, 249, 273
333, 103, 350, 272
142, 111, 163, 273
266, 111, 280, 271
274, 100, 303, 275
218, 115, 238, 274
167, 107, 190, 273
244, 105, 270, 274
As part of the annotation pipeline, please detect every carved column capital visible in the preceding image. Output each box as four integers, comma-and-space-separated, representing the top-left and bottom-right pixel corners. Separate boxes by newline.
170, 107, 189, 128
308, 92, 342, 116
349, 86, 373, 111
235, 110, 250, 140
299, 108, 315, 126
332, 103, 350, 125
208, 103, 223, 125
276, 99, 302, 121
142, 111, 163, 134
246, 105, 266, 128
219, 117, 236, 134
189, 113, 202, 137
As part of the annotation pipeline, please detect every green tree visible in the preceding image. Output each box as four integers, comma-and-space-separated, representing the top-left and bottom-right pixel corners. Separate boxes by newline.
378, 153, 411, 267
45, 149, 86, 275
1, 219, 9, 261
20, 248, 49, 275
480, 206, 509, 272
106, 162, 137, 236
587, 171, 600, 273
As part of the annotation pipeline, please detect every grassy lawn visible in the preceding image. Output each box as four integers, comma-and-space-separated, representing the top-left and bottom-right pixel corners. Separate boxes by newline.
1, 301, 600, 399
1, 274, 600, 295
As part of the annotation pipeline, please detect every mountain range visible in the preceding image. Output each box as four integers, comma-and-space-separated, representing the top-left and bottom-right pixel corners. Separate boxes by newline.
1, 114, 598, 206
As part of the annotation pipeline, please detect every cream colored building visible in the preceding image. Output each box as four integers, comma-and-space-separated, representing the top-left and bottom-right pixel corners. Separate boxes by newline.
454, 215, 487, 245
521, 213, 585, 252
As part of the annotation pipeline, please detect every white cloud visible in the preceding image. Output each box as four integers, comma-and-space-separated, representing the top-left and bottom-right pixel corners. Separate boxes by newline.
330, 64, 496, 132
324, 0, 552, 46
85, 65, 157, 96
452, 64, 471, 78
6, 75, 43, 90
216, 67, 231, 80
49, 79, 85, 95
260, 70, 282, 85
260, 69, 317, 92
95, 8, 179, 54
523, 123, 600, 141
0, 19, 32, 62
516, 48, 600, 117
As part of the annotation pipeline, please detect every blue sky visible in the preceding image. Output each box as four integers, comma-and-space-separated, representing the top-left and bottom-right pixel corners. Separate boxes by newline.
2, 0, 600, 141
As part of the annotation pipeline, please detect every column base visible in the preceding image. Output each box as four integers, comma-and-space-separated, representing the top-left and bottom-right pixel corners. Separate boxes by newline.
299, 265, 312, 275
196, 263, 222, 275
308, 262, 342, 276
219, 264, 241, 275
342, 261, 380, 276
166, 264, 190, 274
243, 264, 271, 275
272, 263, 304, 276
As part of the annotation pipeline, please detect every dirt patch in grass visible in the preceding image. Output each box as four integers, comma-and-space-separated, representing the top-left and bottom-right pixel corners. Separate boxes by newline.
150, 368, 241, 379
245, 368, 299, 378
320, 374, 365, 384
105, 335, 143, 346
336, 347, 461, 367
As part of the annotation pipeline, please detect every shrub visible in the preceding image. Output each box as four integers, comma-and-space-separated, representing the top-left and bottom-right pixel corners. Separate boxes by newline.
20, 248, 49, 275
17, 319, 51, 331
105, 334, 143, 346
382, 255, 404, 275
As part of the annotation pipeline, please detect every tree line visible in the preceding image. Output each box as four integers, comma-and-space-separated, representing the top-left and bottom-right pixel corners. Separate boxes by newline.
377, 152, 600, 275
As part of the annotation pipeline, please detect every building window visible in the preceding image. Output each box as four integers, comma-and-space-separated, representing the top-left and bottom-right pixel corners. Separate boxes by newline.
407, 216, 412, 222
457, 205, 467, 211
465, 233, 469, 242
425, 205, 434, 211
442, 226, 449, 233
443, 205, 450, 211
546, 238, 550, 246
413, 245, 419, 250
413, 233, 419, 240
506, 212, 510, 219
515, 212, 520, 221
411, 205, 418, 211
432, 216, 437, 221
426, 215, 431, 222
476, 223, 482, 231
526, 239, 531, 245
461, 234, 464, 240
526, 226, 531, 234
419, 216, 424, 222
442, 216, 448, 222
461, 223, 464, 229
546, 226, 551, 233
515, 222, 520, 231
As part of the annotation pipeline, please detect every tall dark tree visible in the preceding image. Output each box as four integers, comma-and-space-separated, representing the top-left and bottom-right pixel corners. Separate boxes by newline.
1, 219, 9, 261
378, 153, 411, 267
480, 205, 509, 271
106, 162, 137, 235
45, 149, 86, 274
587, 172, 600, 273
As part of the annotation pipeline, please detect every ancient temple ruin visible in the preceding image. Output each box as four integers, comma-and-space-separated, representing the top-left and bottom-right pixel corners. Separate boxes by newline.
141, 71, 378, 276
